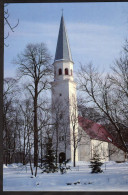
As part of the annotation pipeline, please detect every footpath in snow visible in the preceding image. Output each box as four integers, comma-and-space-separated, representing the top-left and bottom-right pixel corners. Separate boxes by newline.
3, 161, 128, 191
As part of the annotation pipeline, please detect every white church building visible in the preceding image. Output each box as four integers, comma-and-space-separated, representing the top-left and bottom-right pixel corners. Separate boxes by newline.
51, 15, 127, 163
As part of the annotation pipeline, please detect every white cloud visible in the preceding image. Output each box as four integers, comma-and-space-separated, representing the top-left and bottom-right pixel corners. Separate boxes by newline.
4, 20, 126, 77
9, 20, 124, 55
10, 21, 58, 38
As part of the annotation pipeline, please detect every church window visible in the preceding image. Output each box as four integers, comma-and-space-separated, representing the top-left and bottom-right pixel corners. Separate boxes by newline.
59, 68, 62, 75
65, 68, 68, 75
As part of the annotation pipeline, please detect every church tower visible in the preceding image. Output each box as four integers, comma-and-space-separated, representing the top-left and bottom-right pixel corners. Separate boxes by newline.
51, 15, 78, 163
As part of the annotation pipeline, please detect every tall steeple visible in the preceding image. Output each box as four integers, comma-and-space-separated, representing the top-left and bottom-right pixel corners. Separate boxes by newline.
52, 14, 78, 163
55, 15, 73, 62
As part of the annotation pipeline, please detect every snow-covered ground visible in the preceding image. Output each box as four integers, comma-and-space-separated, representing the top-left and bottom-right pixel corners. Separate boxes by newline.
3, 161, 128, 191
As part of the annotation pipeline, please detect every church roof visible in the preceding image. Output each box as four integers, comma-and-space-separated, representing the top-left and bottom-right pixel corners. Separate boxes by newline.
78, 116, 113, 143
54, 15, 73, 62
78, 116, 127, 152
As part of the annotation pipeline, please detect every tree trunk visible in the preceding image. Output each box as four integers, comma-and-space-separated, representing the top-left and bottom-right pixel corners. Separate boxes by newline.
23, 127, 26, 165
34, 82, 38, 167
55, 124, 59, 165
73, 148, 76, 167
29, 144, 33, 176
35, 165, 38, 177
40, 130, 43, 167
55, 146, 58, 165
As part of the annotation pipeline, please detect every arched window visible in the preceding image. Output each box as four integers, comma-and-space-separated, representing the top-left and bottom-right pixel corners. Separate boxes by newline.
65, 68, 68, 75
71, 69, 72, 76
59, 68, 62, 75
59, 152, 65, 163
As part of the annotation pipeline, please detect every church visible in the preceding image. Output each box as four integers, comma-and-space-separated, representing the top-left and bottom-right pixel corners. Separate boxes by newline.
51, 14, 127, 163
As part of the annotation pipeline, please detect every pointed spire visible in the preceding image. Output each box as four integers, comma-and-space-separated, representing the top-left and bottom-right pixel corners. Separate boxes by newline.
54, 15, 73, 62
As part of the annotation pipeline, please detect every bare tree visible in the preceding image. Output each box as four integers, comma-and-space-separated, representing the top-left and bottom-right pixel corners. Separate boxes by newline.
4, 4, 19, 46
109, 43, 128, 126
14, 43, 52, 167
60, 115, 70, 162
37, 99, 52, 168
69, 96, 85, 167
52, 99, 66, 165
19, 98, 34, 165
77, 53, 128, 154
108, 40, 128, 152
77, 98, 103, 123
3, 78, 20, 165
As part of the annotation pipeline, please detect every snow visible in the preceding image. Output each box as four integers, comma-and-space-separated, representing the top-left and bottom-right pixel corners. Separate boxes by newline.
107, 137, 112, 142
3, 161, 128, 191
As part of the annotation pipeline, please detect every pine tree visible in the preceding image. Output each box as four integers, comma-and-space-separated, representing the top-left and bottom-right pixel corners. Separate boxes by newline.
59, 159, 71, 174
89, 153, 103, 173
40, 136, 58, 173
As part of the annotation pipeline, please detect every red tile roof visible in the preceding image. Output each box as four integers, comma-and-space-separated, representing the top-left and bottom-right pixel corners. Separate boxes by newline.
78, 116, 126, 152
78, 116, 113, 143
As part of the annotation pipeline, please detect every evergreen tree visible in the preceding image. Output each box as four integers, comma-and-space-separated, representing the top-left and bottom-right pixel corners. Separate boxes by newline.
59, 159, 71, 174
89, 153, 103, 173
40, 136, 58, 173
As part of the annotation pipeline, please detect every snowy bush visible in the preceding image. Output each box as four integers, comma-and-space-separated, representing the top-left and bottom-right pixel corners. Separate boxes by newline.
59, 159, 71, 174
89, 153, 103, 173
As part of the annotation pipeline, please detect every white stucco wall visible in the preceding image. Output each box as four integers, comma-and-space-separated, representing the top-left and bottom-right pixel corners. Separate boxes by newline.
51, 60, 78, 163
90, 139, 109, 162
54, 60, 74, 82
78, 127, 91, 161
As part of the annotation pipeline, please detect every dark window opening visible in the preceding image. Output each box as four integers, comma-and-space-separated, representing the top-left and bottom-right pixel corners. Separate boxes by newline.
59, 152, 66, 163
65, 68, 68, 75
59, 68, 62, 75
59, 93, 62, 96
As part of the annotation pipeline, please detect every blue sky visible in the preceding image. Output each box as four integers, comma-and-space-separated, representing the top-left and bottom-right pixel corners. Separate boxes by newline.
4, 2, 128, 77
